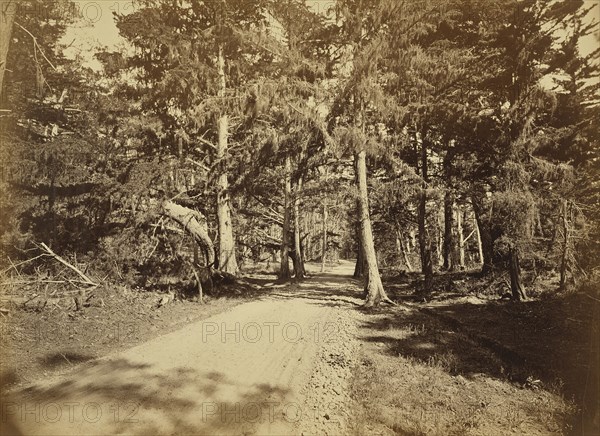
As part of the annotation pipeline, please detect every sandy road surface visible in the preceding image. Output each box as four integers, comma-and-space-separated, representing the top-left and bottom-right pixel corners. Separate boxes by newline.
2, 262, 363, 435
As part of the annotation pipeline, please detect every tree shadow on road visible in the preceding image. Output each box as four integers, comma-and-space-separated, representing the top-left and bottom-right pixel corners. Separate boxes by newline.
268, 273, 365, 308
4, 357, 296, 435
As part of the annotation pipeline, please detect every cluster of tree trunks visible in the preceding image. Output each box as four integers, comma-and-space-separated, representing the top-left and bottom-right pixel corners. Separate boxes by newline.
472, 195, 495, 274
277, 155, 307, 280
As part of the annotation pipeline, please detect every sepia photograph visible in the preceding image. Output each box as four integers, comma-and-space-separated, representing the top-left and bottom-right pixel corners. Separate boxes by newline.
0, 0, 598, 434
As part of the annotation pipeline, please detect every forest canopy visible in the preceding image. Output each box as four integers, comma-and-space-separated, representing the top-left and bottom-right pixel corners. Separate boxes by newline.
0, 0, 598, 306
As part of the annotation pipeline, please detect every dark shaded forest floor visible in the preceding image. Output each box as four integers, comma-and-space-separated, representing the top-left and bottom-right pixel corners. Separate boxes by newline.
350, 269, 599, 435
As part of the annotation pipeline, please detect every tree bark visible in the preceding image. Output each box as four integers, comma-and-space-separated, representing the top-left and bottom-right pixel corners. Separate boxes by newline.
279, 156, 292, 280
418, 192, 434, 290
396, 228, 413, 272
321, 201, 327, 272
457, 205, 465, 269
509, 244, 527, 300
353, 231, 365, 278
293, 177, 305, 279
418, 136, 433, 291
559, 199, 570, 290
0, 0, 15, 98
215, 42, 238, 274
443, 190, 456, 271
162, 200, 215, 267
355, 150, 391, 306
472, 196, 493, 274
305, 211, 314, 262
436, 211, 444, 267
474, 211, 484, 266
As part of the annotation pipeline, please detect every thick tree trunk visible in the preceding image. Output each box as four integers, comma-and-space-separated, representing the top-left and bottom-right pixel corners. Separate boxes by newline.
443, 190, 457, 271
353, 200, 366, 278
162, 200, 215, 266
321, 201, 327, 272
355, 150, 390, 306
293, 178, 305, 279
418, 138, 433, 291
279, 156, 292, 280
509, 245, 527, 300
353, 232, 365, 278
215, 42, 238, 275
0, 0, 15, 98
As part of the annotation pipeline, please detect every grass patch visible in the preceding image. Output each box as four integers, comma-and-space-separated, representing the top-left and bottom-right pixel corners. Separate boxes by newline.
349, 308, 578, 435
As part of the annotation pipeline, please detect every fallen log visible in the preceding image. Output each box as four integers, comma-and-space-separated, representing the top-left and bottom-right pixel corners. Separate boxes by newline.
161, 200, 239, 295
162, 200, 215, 267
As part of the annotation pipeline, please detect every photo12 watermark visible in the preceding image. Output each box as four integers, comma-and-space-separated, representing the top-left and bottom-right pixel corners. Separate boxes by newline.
1, 401, 140, 425
194, 400, 342, 425
200, 321, 340, 344
0, 1, 136, 25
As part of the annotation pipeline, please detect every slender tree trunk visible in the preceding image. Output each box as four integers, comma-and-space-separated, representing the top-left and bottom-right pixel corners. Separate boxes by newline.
457, 205, 465, 269
321, 201, 327, 272
293, 178, 305, 279
279, 156, 292, 279
560, 199, 570, 290
436, 212, 444, 267
535, 207, 544, 237
396, 229, 413, 272
443, 190, 456, 271
418, 137, 433, 291
473, 212, 486, 270
474, 211, 484, 266
509, 245, 527, 300
215, 42, 238, 274
306, 211, 314, 262
472, 197, 493, 274
355, 150, 390, 306
418, 192, 433, 290
0, 0, 15, 98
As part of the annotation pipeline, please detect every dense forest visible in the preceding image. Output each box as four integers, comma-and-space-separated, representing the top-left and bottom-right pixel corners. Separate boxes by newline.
1, 0, 598, 304
1, 0, 599, 435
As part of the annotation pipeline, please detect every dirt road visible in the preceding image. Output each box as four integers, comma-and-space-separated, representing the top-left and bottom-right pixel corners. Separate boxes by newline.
2, 262, 363, 435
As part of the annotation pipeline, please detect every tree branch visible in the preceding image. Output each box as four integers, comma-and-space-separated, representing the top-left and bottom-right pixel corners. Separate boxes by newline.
14, 22, 58, 71
38, 243, 98, 287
